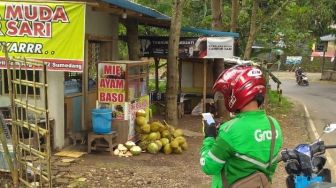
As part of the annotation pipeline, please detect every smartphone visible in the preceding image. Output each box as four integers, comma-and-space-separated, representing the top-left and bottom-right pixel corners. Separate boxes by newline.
201, 113, 215, 126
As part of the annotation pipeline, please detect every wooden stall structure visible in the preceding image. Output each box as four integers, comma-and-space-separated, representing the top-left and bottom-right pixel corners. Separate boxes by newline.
93, 60, 150, 146
139, 36, 238, 115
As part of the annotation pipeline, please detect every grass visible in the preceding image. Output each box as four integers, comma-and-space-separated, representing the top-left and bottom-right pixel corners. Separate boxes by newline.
266, 90, 293, 114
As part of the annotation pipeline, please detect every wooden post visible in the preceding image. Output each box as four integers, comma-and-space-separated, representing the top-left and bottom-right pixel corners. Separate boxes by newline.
322, 50, 326, 73
4, 44, 19, 187
203, 59, 207, 113
178, 59, 182, 94
154, 58, 159, 92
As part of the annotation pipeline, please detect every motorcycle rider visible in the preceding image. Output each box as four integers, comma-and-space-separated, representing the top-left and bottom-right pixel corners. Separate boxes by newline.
200, 65, 283, 187
295, 67, 303, 83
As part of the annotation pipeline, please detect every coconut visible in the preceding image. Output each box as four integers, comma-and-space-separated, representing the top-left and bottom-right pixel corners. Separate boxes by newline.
140, 134, 149, 141
148, 132, 158, 141
156, 132, 161, 139
173, 147, 183, 154
158, 124, 166, 133
147, 143, 159, 154
117, 144, 127, 151
173, 129, 184, 138
175, 136, 186, 145
161, 130, 171, 139
125, 151, 133, 157
125, 141, 136, 149
113, 149, 120, 156
136, 109, 147, 117
150, 122, 161, 132
160, 138, 170, 146
170, 140, 179, 149
155, 140, 163, 150
130, 146, 142, 156
141, 124, 151, 133
136, 116, 147, 126
163, 144, 172, 154
139, 141, 150, 150
181, 142, 188, 150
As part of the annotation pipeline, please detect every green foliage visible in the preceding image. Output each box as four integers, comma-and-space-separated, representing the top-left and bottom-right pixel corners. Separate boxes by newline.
267, 90, 293, 114
148, 79, 166, 92
128, 0, 335, 59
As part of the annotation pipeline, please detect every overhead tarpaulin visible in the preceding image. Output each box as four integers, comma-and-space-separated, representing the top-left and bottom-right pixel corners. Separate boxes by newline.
139, 36, 234, 59
0, 1, 86, 72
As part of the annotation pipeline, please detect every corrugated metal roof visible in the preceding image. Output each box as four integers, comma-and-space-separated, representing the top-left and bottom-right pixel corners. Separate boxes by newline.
101, 0, 170, 20
182, 27, 239, 38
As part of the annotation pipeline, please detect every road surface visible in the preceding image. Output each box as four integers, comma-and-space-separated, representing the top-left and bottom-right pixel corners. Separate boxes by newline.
271, 72, 336, 174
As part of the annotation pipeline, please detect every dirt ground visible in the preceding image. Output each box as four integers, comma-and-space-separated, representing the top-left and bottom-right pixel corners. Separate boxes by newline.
1, 99, 311, 188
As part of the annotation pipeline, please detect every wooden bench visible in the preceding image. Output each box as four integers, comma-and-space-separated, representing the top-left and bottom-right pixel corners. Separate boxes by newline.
87, 131, 118, 155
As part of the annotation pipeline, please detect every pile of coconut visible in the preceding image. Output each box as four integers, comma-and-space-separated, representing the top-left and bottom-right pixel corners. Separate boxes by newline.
135, 110, 188, 154
113, 141, 141, 157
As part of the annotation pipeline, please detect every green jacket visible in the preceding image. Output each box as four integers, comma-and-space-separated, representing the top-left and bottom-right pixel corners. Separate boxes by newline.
200, 110, 283, 188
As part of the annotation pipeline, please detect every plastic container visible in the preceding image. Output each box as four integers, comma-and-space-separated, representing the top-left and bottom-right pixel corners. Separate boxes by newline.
91, 109, 112, 134
295, 175, 323, 187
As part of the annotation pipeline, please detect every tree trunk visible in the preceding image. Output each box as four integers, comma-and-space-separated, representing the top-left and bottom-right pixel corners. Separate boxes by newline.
211, 0, 229, 119
125, 18, 140, 60
211, 0, 223, 30
243, 0, 258, 60
230, 0, 239, 32
166, 0, 185, 126
244, 0, 291, 60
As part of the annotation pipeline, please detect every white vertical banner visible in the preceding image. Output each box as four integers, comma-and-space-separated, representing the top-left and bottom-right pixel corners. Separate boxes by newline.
205, 37, 234, 58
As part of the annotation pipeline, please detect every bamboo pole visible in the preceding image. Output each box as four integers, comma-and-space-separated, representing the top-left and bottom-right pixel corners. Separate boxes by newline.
3, 43, 19, 187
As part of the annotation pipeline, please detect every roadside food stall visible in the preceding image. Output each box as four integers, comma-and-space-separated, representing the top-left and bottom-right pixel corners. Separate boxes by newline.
93, 61, 150, 144
139, 35, 237, 115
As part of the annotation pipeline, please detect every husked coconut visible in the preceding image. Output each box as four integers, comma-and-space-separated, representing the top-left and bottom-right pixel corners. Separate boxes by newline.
117, 144, 128, 151
130, 146, 142, 156
147, 142, 159, 154
125, 141, 136, 149
113, 149, 120, 156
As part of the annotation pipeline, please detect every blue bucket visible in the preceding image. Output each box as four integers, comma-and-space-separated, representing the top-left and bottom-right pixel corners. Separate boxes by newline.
91, 109, 112, 134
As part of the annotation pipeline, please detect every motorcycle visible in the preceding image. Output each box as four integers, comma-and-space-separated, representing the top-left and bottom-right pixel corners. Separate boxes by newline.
280, 123, 336, 188
297, 73, 309, 86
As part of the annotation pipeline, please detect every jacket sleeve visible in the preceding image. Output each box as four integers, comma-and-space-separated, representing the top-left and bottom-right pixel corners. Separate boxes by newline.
200, 130, 234, 175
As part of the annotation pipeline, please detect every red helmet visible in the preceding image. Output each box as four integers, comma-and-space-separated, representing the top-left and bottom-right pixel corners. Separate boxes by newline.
213, 65, 266, 112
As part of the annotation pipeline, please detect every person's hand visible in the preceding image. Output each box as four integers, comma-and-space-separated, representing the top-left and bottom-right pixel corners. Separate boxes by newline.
203, 121, 217, 138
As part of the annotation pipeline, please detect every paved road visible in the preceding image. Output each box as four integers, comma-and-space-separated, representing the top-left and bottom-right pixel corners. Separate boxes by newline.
271, 73, 336, 170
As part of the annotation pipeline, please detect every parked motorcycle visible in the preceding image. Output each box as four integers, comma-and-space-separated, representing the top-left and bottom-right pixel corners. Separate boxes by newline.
296, 73, 309, 86
280, 123, 336, 188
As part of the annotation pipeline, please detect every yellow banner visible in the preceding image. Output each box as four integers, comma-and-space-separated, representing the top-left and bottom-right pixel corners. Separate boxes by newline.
0, 1, 85, 72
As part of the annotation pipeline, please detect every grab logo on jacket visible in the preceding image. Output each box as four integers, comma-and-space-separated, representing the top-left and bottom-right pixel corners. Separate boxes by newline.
254, 129, 279, 142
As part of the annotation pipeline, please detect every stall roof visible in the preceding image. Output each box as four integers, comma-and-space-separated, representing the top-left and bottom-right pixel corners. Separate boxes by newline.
101, 0, 170, 20
182, 27, 239, 38
91, 0, 171, 27
100, 0, 239, 38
